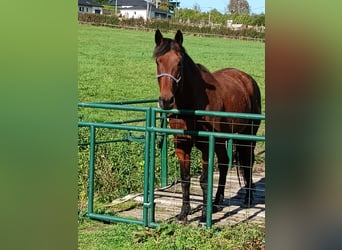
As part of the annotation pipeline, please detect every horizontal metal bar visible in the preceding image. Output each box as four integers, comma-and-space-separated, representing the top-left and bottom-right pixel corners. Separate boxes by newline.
151, 127, 265, 141
148, 222, 159, 228
92, 99, 158, 105
80, 118, 161, 127
87, 213, 159, 228
154, 108, 265, 120
78, 121, 264, 141
78, 122, 147, 131
78, 138, 130, 146
78, 102, 150, 112
88, 213, 144, 225
104, 118, 147, 125
127, 132, 145, 141
78, 102, 265, 120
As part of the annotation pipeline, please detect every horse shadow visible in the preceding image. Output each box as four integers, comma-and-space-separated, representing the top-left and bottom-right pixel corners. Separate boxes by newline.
188, 177, 265, 225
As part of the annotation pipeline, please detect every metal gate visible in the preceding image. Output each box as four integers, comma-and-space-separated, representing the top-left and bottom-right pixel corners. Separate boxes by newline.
78, 99, 265, 228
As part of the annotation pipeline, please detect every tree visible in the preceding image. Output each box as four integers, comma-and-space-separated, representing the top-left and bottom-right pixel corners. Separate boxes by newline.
152, 0, 169, 12
251, 14, 265, 26
227, 0, 250, 14
93, 0, 107, 4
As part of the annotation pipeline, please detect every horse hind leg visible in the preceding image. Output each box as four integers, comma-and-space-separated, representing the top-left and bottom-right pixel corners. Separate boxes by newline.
236, 141, 256, 207
196, 139, 228, 223
199, 153, 208, 223
213, 143, 229, 213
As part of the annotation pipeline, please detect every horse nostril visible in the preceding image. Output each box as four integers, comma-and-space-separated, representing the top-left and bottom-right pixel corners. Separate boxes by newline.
158, 97, 164, 108
169, 96, 175, 105
158, 96, 174, 109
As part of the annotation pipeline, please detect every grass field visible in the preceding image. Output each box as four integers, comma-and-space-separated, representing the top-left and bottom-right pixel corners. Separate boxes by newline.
78, 218, 264, 249
78, 24, 265, 111
78, 24, 265, 249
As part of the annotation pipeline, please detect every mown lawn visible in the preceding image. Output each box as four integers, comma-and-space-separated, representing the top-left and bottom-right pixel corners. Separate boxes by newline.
78, 218, 265, 250
78, 24, 265, 112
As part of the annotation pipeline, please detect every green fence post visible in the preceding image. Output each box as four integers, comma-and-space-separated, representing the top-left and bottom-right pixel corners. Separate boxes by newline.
206, 135, 215, 228
142, 108, 151, 227
160, 112, 168, 187
148, 109, 157, 225
87, 125, 96, 215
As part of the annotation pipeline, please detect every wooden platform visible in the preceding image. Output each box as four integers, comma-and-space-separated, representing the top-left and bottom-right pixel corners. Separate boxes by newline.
108, 166, 265, 227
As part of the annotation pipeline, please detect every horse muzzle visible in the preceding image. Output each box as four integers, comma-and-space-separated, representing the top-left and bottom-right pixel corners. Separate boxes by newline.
158, 96, 175, 110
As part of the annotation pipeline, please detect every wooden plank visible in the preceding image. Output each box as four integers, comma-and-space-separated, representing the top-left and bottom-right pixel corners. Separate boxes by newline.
109, 170, 265, 226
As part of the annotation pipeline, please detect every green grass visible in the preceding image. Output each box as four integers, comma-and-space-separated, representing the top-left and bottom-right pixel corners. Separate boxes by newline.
78, 25, 157, 103
78, 219, 265, 250
78, 24, 265, 112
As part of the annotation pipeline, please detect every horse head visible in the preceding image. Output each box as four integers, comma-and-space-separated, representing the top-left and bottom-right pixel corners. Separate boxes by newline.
154, 30, 184, 110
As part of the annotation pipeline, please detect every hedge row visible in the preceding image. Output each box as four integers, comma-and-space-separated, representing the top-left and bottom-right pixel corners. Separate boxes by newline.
146, 20, 265, 40
78, 12, 119, 25
78, 13, 265, 41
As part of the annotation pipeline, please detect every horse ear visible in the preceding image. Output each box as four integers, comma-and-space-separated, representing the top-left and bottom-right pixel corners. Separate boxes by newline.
174, 30, 183, 46
155, 29, 163, 46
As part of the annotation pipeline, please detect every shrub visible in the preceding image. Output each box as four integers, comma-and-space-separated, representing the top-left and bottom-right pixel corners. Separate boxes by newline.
78, 13, 264, 41
78, 13, 119, 25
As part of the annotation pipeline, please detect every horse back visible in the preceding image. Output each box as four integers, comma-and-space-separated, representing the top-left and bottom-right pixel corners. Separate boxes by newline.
213, 68, 261, 114
208, 68, 261, 134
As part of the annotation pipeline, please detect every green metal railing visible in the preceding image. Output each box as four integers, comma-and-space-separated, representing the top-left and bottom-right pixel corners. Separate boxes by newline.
78, 100, 265, 228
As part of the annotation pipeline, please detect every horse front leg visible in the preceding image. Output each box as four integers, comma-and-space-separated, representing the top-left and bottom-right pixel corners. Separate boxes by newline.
175, 147, 192, 222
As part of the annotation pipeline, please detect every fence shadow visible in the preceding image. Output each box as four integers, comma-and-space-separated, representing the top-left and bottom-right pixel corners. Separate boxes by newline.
187, 177, 265, 225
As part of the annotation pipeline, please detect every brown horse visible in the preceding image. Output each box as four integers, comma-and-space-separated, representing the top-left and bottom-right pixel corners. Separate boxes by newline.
153, 30, 261, 223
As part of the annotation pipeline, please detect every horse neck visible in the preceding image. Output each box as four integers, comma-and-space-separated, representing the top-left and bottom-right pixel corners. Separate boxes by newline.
176, 54, 210, 110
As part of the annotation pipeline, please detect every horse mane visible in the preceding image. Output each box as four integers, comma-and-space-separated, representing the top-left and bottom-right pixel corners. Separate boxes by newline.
153, 38, 216, 88
153, 38, 186, 58
153, 38, 219, 91
196, 63, 211, 74
153, 38, 203, 75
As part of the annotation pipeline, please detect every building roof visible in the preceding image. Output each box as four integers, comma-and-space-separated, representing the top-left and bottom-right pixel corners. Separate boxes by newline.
78, 0, 103, 7
108, 0, 146, 7
107, 0, 168, 13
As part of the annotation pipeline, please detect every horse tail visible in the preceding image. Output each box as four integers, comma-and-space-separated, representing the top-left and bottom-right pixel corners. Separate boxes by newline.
233, 146, 243, 187
249, 77, 262, 136
252, 78, 262, 115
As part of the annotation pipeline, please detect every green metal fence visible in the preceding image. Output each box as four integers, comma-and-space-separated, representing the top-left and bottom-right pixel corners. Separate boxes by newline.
78, 99, 265, 228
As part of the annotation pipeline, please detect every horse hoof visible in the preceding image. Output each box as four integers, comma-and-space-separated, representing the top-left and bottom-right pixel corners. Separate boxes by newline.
199, 210, 207, 223
242, 198, 253, 208
213, 204, 223, 213
199, 216, 206, 226
176, 214, 188, 223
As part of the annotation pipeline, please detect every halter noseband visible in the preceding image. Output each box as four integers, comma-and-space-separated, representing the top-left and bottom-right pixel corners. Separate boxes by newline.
156, 57, 184, 93
156, 73, 182, 83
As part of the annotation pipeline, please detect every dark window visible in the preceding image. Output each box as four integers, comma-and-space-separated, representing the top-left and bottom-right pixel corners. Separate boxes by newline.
95, 9, 101, 14
79, 7, 84, 12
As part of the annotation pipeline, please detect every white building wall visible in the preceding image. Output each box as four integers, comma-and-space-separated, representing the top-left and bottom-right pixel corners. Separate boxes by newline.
121, 9, 148, 19
91, 7, 103, 14
78, 5, 102, 14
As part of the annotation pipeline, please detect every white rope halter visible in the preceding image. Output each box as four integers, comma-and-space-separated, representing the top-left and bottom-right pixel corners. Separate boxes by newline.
156, 73, 182, 83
